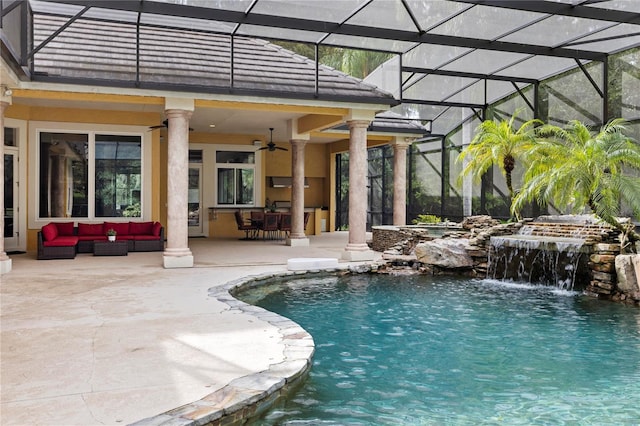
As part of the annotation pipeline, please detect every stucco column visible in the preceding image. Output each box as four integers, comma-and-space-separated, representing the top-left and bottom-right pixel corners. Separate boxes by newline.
342, 119, 375, 261
287, 139, 309, 247
392, 139, 411, 226
163, 108, 194, 268
0, 101, 11, 274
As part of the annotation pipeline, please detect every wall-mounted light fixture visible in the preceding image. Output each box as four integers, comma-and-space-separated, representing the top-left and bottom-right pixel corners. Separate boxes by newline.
253, 140, 262, 146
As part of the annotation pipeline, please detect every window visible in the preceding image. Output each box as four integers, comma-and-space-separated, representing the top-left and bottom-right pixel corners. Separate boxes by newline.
4, 127, 16, 146
189, 149, 203, 163
38, 132, 142, 219
95, 135, 141, 218
215, 150, 255, 206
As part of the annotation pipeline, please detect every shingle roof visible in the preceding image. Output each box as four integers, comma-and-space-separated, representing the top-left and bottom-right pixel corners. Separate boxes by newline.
331, 111, 429, 136
32, 13, 396, 104
368, 111, 428, 134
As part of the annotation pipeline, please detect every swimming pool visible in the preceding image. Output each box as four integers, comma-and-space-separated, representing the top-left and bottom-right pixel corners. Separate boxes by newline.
237, 274, 640, 425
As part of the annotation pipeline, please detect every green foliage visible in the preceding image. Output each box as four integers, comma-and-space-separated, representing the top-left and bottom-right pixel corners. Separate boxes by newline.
273, 41, 316, 60
122, 203, 141, 217
472, 193, 510, 217
413, 214, 442, 224
607, 48, 639, 118
512, 118, 640, 244
271, 41, 392, 79
329, 48, 393, 79
456, 112, 542, 215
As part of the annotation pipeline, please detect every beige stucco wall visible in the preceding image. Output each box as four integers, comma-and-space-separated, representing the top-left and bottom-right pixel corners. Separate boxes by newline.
5, 97, 335, 248
5, 103, 163, 250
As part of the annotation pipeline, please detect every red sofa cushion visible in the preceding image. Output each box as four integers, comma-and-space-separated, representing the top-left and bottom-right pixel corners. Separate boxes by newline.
104, 222, 129, 236
53, 222, 75, 236
43, 236, 78, 247
41, 223, 58, 241
78, 223, 104, 236
152, 221, 162, 237
129, 221, 154, 235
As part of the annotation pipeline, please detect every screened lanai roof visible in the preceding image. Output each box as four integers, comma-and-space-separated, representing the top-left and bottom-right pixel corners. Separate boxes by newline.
2, 0, 639, 136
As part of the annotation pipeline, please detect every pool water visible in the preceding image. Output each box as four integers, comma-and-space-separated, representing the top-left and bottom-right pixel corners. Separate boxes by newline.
237, 274, 640, 425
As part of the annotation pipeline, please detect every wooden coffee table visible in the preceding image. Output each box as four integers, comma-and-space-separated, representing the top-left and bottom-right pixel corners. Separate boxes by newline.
93, 240, 128, 256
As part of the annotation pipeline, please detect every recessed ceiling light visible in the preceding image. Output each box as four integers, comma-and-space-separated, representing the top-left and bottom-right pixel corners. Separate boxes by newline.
209, 124, 216, 128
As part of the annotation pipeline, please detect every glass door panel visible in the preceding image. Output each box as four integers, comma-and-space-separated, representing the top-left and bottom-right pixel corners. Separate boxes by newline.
188, 165, 203, 236
4, 150, 18, 251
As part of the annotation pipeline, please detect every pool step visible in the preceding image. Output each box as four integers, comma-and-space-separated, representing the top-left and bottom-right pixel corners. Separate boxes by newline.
287, 257, 339, 271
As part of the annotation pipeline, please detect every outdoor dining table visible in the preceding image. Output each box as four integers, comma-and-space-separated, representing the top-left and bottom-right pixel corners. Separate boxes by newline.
248, 212, 293, 240
260, 212, 281, 240
250, 211, 265, 231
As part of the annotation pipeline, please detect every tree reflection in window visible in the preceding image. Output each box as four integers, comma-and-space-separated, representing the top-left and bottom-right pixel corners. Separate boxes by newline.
216, 150, 255, 206
38, 132, 141, 218
39, 132, 89, 218
95, 135, 141, 217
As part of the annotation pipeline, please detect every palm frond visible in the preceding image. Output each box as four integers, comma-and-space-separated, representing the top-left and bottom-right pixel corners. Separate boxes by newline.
514, 117, 640, 227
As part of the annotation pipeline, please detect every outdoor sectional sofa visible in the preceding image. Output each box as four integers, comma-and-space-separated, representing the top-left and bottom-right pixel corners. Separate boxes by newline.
37, 221, 164, 260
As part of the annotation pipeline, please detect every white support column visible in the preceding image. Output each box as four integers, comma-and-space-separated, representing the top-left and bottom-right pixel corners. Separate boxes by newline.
287, 139, 309, 247
0, 100, 11, 274
342, 119, 375, 261
163, 108, 194, 268
392, 138, 411, 226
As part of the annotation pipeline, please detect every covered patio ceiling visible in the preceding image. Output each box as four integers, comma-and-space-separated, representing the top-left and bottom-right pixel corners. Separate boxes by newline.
2, 0, 639, 139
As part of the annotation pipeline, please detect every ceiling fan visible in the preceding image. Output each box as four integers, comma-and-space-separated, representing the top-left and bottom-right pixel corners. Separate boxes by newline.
148, 119, 193, 131
257, 128, 288, 152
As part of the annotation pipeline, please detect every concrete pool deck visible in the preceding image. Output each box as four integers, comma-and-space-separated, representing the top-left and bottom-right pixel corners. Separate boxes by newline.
1, 232, 380, 426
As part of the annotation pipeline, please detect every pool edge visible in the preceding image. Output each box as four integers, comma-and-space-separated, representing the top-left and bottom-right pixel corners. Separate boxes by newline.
130, 265, 360, 426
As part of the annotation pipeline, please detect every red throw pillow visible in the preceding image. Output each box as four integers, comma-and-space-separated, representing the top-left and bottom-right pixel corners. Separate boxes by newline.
52, 222, 74, 236
152, 222, 162, 237
78, 223, 104, 236
129, 221, 153, 235
103, 222, 130, 236
41, 223, 58, 241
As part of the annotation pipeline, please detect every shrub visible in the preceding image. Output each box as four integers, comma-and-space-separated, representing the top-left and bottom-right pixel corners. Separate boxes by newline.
413, 214, 442, 224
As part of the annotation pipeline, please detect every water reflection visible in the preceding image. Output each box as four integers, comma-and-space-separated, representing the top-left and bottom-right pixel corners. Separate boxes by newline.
236, 274, 640, 425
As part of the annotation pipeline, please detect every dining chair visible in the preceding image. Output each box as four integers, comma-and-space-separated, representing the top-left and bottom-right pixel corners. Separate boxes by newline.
303, 212, 310, 230
250, 211, 264, 238
262, 212, 280, 240
278, 212, 292, 239
234, 210, 258, 240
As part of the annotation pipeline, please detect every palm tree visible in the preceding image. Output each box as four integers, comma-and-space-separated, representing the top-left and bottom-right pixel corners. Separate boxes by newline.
339, 49, 392, 79
512, 118, 640, 245
273, 42, 392, 80
456, 113, 542, 214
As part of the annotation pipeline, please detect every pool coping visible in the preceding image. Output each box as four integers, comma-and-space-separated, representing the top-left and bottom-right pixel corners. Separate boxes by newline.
130, 263, 375, 426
